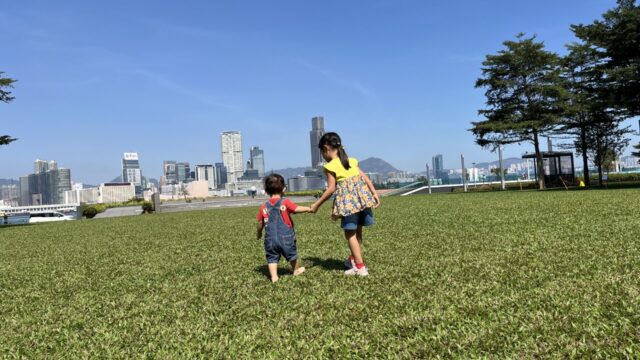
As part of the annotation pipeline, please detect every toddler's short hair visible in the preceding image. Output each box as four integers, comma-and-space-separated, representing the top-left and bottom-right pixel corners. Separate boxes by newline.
264, 174, 286, 195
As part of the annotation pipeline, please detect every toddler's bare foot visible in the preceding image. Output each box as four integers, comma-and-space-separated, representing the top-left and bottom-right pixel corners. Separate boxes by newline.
293, 267, 306, 276
271, 276, 279, 283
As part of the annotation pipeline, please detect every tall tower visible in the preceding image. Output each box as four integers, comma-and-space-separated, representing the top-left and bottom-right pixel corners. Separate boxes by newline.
310, 116, 326, 169
249, 146, 265, 177
163, 161, 178, 185
122, 152, 143, 197
432, 154, 444, 178
221, 131, 244, 184
34, 159, 49, 174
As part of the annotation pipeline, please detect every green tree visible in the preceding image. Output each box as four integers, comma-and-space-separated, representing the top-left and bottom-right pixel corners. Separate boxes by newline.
179, 183, 190, 202
490, 167, 508, 178
586, 120, 631, 186
0, 71, 18, 146
471, 34, 568, 190
572, 0, 640, 117
632, 143, 640, 163
557, 43, 609, 187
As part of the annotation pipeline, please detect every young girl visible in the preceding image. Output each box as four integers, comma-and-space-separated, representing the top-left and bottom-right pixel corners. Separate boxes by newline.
310, 132, 380, 276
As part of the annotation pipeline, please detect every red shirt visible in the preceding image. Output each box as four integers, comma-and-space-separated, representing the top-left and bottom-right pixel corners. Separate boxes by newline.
256, 198, 298, 228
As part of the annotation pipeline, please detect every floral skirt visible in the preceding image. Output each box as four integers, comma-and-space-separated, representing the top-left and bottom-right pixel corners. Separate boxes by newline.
332, 175, 376, 218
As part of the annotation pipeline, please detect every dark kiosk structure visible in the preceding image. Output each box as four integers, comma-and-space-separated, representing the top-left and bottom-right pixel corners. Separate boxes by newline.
522, 151, 575, 188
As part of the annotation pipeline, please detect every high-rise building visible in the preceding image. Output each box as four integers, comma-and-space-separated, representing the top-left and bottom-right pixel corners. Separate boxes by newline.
0, 184, 20, 203
48, 160, 58, 171
249, 146, 265, 177
310, 117, 326, 169
122, 152, 143, 197
214, 162, 228, 189
34, 159, 48, 174
163, 161, 178, 185
19, 160, 72, 205
195, 165, 216, 190
176, 162, 191, 183
52, 168, 71, 204
432, 154, 444, 178
19, 176, 31, 206
221, 131, 244, 184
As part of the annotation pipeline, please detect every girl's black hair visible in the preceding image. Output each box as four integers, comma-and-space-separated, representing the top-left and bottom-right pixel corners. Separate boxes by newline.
318, 132, 350, 170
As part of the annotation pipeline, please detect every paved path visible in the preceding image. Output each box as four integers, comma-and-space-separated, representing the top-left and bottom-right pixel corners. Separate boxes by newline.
94, 206, 142, 219
159, 196, 316, 213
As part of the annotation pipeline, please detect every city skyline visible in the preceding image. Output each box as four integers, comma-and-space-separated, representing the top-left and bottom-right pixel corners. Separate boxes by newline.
2, 1, 638, 184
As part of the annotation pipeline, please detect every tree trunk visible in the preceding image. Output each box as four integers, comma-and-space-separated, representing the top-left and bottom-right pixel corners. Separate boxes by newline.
596, 137, 604, 188
597, 163, 604, 187
533, 130, 546, 190
580, 126, 590, 187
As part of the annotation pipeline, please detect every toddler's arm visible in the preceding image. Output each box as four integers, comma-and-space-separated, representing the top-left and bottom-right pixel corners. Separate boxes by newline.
294, 206, 312, 213
256, 221, 264, 240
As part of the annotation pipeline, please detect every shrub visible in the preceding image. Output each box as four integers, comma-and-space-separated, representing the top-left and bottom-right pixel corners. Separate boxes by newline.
82, 206, 98, 219
142, 201, 154, 214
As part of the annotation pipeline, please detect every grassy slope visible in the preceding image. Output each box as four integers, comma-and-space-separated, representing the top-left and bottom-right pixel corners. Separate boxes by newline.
1, 190, 639, 358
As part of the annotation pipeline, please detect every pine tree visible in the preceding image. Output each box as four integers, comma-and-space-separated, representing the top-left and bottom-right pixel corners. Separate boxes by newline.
586, 120, 631, 186
471, 34, 568, 190
632, 143, 640, 163
572, 0, 640, 117
0, 71, 17, 146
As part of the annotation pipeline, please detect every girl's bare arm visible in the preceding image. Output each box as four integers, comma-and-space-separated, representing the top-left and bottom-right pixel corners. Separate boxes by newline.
359, 169, 381, 207
311, 171, 336, 212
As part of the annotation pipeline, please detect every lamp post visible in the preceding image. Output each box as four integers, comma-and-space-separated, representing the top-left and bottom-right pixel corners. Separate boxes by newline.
461, 154, 468, 193
472, 162, 476, 189
426, 163, 432, 194
499, 145, 506, 190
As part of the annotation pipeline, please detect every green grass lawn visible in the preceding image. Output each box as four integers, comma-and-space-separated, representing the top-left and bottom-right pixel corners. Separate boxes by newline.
1, 190, 639, 358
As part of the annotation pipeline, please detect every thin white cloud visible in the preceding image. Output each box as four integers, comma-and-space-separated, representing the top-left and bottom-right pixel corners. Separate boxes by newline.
297, 60, 375, 99
137, 17, 231, 41
126, 68, 239, 110
447, 54, 485, 64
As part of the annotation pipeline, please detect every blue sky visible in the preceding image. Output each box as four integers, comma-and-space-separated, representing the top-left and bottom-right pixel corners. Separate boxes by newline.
2, 0, 635, 183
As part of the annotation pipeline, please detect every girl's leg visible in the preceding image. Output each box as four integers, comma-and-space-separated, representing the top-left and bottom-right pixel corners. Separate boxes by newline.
267, 263, 279, 282
345, 230, 363, 264
356, 225, 363, 245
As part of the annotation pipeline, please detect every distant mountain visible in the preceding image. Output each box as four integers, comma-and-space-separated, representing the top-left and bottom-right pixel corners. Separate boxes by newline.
108, 176, 158, 186
0, 179, 19, 186
359, 157, 400, 174
269, 158, 401, 180
474, 157, 527, 169
267, 167, 313, 181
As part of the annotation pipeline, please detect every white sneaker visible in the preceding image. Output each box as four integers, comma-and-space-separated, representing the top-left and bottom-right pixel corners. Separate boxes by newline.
344, 266, 369, 276
344, 257, 356, 269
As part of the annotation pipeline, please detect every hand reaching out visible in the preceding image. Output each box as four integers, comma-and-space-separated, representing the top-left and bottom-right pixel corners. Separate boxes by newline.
373, 194, 381, 208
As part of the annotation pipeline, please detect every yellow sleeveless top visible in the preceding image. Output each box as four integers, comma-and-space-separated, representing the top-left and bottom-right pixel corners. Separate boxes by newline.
324, 158, 360, 182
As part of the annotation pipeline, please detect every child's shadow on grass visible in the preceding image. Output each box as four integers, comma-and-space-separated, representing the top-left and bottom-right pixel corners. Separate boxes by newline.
254, 265, 293, 280
254, 257, 344, 279
304, 257, 344, 271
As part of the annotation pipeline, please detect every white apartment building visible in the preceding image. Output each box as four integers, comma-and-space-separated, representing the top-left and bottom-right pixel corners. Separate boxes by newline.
221, 131, 244, 184
195, 164, 217, 189
99, 183, 136, 204
64, 188, 100, 204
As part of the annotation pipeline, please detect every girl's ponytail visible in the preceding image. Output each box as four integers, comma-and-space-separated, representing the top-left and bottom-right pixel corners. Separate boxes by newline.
337, 146, 350, 170
318, 132, 351, 170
